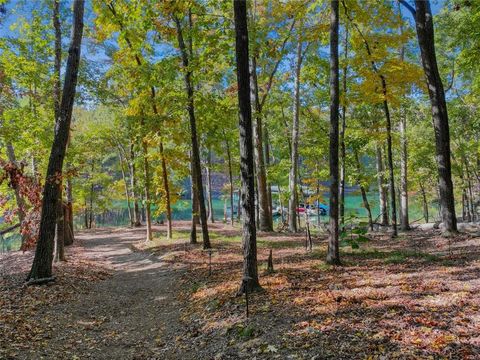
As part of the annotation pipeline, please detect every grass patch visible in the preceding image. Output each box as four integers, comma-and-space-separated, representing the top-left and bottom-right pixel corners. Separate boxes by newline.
345, 248, 439, 262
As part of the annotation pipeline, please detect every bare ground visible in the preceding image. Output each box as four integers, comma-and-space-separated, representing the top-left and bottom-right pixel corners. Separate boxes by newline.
1, 226, 189, 360
2, 223, 480, 359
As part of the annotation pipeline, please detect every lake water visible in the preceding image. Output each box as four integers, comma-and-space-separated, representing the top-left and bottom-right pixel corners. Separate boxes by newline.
1, 192, 441, 252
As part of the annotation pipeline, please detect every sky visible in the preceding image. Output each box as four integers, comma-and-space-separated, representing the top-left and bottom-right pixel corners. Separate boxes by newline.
0, 0, 447, 78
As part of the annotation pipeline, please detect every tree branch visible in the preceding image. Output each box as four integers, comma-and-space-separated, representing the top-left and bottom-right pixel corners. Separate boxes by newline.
398, 0, 416, 17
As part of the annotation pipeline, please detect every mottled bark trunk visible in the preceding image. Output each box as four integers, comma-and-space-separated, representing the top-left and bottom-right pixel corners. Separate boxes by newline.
265, 127, 273, 217
413, 0, 457, 232
288, 34, 303, 233
250, 57, 273, 232
382, 95, 398, 237
326, 0, 341, 265
225, 135, 235, 226
420, 183, 429, 223
399, 111, 410, 230
190, 155, 198, 244
28, 0, 84, 281
174, 15, 210, 249
141, 138, 152, 241
206, 149, 215, 223
118, 148, 133, 226
53, 0, 65, 260
234, 0, 262, 293
339, 26, 348, 227
159, 142, 172, 239
129, 142, 141, 227
376, 145, 389, 225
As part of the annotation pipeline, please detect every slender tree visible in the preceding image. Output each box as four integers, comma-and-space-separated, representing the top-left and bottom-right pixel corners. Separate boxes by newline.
326, 0, 341, 265
234, 0, 262, 294
174, 14, 211, 249
288, 29, 303, 233
339, 26, 348, 227
53, 0, 65, 261
28, 0, 85, 282
399, 0, 457, 233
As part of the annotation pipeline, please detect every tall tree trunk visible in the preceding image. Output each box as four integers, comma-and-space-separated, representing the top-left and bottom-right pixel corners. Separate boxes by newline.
382, 96, 398, 237
288, 32, 303, 233
89, 162, 94, 229
206, 149, 215, 223
343, 3, 397, 235
129, 142, 141, 227
339, 26, 348, 227
174, 15, 210, 249
399, 111, 410, 230
224, 134, 235, 226
28, 0, 84, 282
53, 0, 65, 261
420, 183, 429, 223
190, 154, 198, 244
141, 136, 152, 241
397, 7, 410, 231
265, 127, 273, 218
118, 148, 133, 226
376, 145, 389, 225
250, 57, 273, 232
234, 0, 262, 294
159, 142, 172, 239
84, 199, 88, 229
464, 158, 475, 222
410, 0, 457, 233
326, 0, 341, 265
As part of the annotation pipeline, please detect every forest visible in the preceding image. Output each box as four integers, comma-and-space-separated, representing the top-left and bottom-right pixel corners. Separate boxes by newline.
1, 0, 479, 359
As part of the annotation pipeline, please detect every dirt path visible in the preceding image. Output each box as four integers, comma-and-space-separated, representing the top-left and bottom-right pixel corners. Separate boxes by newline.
22, 227, 189, 360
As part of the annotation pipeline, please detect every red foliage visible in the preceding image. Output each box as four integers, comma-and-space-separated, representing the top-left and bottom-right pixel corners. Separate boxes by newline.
0, 160, 42, 250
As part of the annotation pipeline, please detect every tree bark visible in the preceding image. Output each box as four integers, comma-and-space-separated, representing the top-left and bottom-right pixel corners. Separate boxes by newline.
288, 32, 303, 233
343, 3, 397, 235
250, 57, 273, 232
141, 135, 152, 241
190, 153, 198, 244
28, 0, 84, 281
376, 145, 389, 225
129, 141, 141, 227
118, 148, 133, 226
326, 0, 341, 265
265, 126, 273, 218
174, 15, 210, 249
412, 0, 457, 232
339, 26, 348, 227
206, 149, 215, 223
234, 0, 262, 294
399, 110, 410, 230
159, 142, 172, 238
53, 0, 65, 261
420, 183, 429, 223
382, 94, 398, 237
224, 134, 235, 226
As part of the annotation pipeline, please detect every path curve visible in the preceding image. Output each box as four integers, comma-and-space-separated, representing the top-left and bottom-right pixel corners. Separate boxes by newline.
28, 227, 188, 360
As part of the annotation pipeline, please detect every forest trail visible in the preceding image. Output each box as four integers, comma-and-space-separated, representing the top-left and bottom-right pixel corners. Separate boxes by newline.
26, 227, 188, 360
